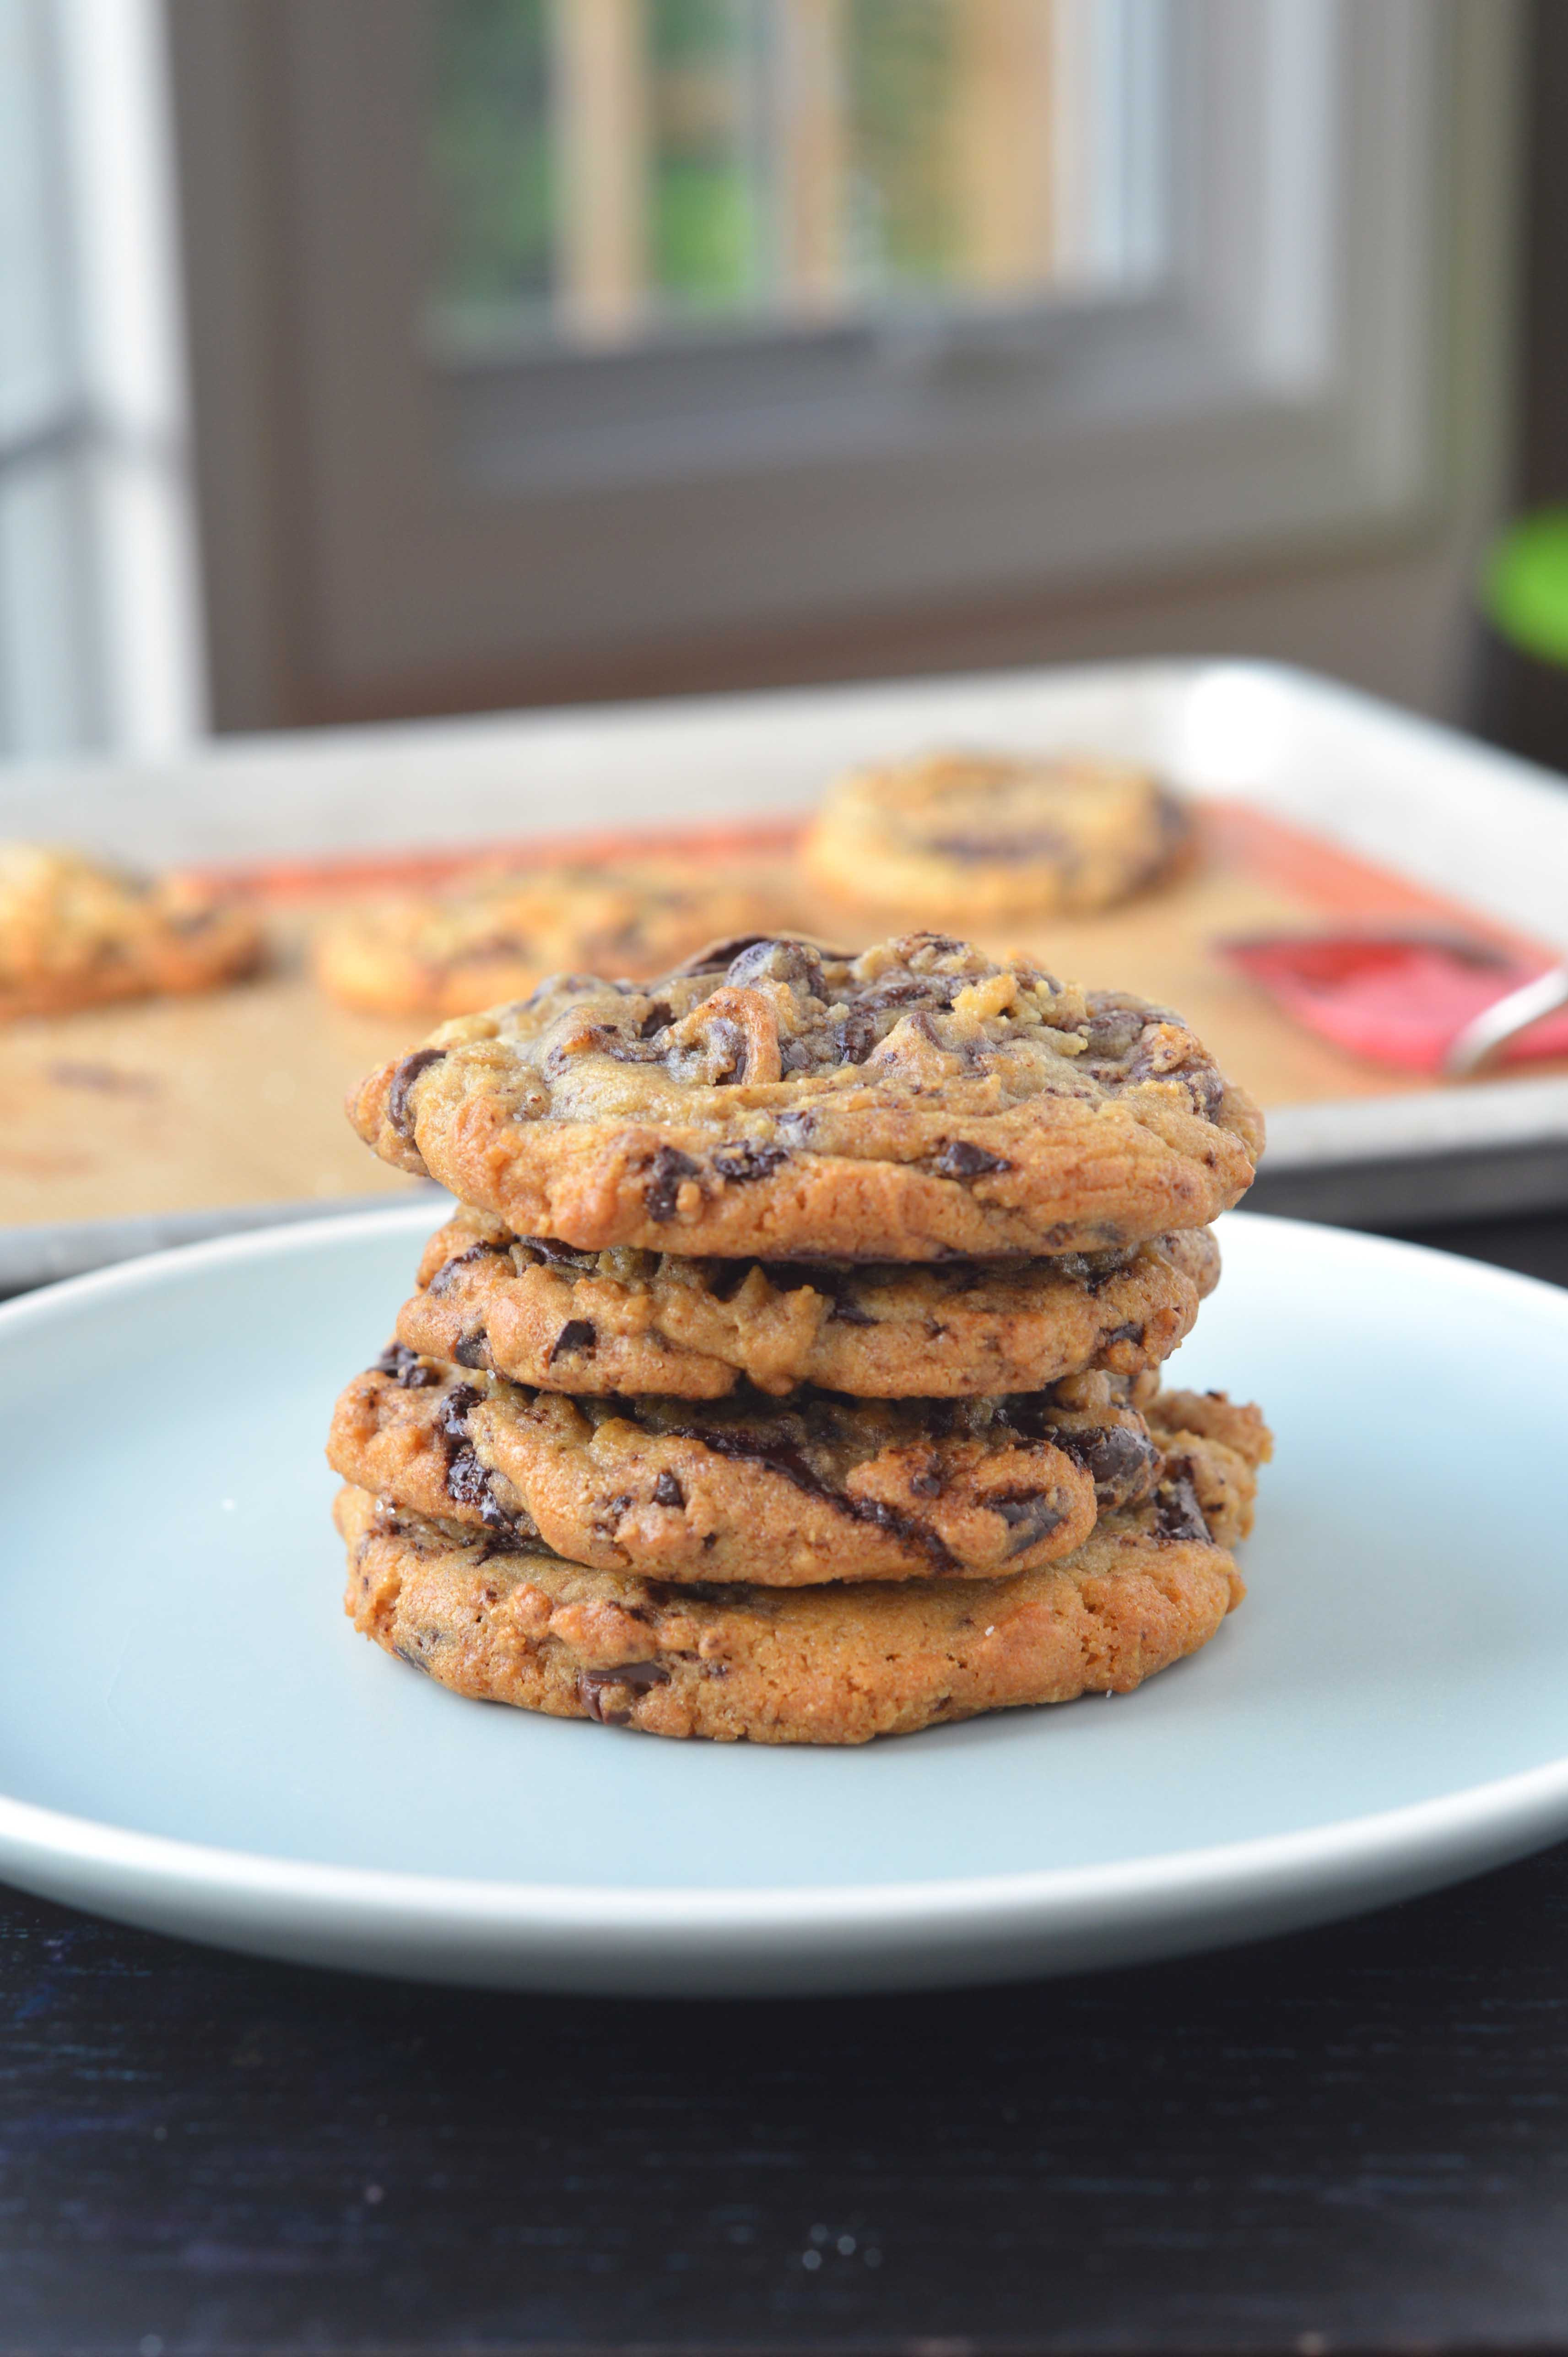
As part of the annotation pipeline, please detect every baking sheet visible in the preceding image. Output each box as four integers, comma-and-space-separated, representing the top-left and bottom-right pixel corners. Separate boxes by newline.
4, 658, 1568, 1286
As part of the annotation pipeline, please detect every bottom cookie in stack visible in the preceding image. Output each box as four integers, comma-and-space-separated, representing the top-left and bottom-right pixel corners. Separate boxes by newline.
333, 1387, 1270, 1746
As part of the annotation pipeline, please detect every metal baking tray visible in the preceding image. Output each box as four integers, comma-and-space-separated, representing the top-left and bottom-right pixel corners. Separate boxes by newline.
2, 656, 1566, 1295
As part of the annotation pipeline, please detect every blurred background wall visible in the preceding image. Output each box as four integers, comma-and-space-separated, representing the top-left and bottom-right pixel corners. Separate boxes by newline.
0, 0, 1546, 757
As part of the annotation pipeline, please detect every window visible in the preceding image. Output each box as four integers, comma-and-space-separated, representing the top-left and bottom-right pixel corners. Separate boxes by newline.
426, 1, 1160, 354
168, 0, 1513, 727
0, 0, 202, 755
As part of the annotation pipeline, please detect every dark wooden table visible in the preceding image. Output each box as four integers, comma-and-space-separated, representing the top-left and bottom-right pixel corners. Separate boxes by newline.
8, 1211, 1568, 2357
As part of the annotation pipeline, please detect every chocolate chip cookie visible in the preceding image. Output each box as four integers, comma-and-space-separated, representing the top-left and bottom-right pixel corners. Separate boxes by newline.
325, 1347, 1205, 1583
803, 750, 1194, 923
348, 933, 1263, 1258
336, 1403, 1262, 1742
315, 860, 791, 1018
399, 1211, 1221, 1398
0, 843, 264, 1019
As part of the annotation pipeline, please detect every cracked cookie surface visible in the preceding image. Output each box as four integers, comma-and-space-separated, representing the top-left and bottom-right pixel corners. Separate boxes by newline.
316, 859, 792, 1018
336, 1409, 1262, 1741
399, 1211, 1221, 1398
0, 843, 264, 1019
803, 751, 1193, 923
348, 932, 1262, 1258
328, 1353, 1265, 1586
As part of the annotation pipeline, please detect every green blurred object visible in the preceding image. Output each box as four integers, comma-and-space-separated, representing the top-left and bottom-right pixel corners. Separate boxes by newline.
1474, 509, 1568, 776
1483, 509, 1568, 668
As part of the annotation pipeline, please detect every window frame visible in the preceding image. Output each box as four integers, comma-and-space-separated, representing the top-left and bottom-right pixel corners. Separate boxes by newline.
168, 0, 1515, 727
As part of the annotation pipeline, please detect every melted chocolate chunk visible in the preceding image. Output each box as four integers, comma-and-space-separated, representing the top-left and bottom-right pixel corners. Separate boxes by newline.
653, 1470, 686, 1508
725, 937, 827, 998
932, 1139, 1013, 1181
373, 1341, 442, 1389
644, 1146, 701, 1223
477, 1525, 535, 1560
426, 1239, 501, 1297
577, 1661, 670, 1723
991, 1490, 1069, 1555
387, 1046, 446, 1139
453, 1330, 490, 1370
1081, 1004, 1147, 1062
639, 1000, 672, 1038
664, 1422, 957, 1573
438, 1384, 482, 1446
1154, 1467, 1211, 1544
833, 1006, 876, 1064
524, 1237, 599, 1269
586, 1024, 668, 1064
712, 1143, 788, 1184
1049, 1422, 1158, 1506
548, 1317, 597, 1362
908, 1465, 944, 1497
445, 1449, 492, 1510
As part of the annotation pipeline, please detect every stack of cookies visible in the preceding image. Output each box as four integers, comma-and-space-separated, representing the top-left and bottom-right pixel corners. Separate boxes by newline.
329, 932, 1270, 1745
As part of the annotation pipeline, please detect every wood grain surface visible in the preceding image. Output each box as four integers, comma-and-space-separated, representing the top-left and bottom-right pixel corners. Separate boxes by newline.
0, 807, 1558, 1231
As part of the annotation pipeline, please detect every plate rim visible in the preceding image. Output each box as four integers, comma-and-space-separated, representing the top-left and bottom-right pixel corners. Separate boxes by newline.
5, 1202, 1568, 1957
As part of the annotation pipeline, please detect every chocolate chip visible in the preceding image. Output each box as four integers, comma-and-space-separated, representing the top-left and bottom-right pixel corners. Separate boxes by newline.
1154, 1468, 1211, 1544
665, 1421, 957, 1572
453, 1330, 490, 1370
725, 937, 827, 998
445, 1449, 485, 1508
373, 1341, 442, 1388
908, 1465, 944, 1497
706, 1016, 748, 1084
387, 1047, 446, 1140
1185, 1066, 1226, 1122
548, 1317, 597, 1362
834, 1006, 876, 1064
1100, 1321, 1145, 1351
478, 1526, 534, 1559
653, 1470, 686, 1508
1049, 1422, 1158, 1506
438, 1384, 482, 1445
1081, 1005, 1146, 1062
639, 1000, 672, 1038
712, 1143, 787, 1183
525, 1237, 599, 1268
991, 1489, 1069, 1555
932, 1140, 1013, 1180
577, 1661, 670, 1723
644, 1146, 701, 1223
594, 1491, 634, 1537
426, 1239, 501, 1297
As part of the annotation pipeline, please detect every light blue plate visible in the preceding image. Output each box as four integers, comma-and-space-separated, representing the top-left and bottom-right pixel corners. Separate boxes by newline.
1, 1205, 1565, 1996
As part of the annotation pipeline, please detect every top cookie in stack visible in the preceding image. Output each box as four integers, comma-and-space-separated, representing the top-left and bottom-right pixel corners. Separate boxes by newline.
331, 931, 1271, 1744
347, 932, 1261, 1257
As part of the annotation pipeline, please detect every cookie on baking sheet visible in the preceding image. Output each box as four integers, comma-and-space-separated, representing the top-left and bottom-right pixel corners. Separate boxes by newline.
325, 1349, 1193, 1584
315, 860, 793, 1018
399, 1211, 1221, 1399
335, 1430, 1257, 1744
801, 750, 1194, 924
0, 843, 264, 1020
347, 933, 1263, 1260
